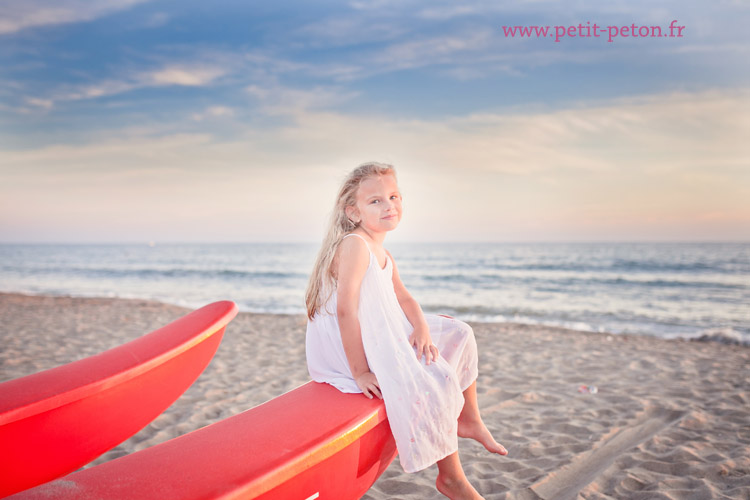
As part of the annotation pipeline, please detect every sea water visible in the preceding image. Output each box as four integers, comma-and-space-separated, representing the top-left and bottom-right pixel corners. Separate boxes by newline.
1, 242, 747, 344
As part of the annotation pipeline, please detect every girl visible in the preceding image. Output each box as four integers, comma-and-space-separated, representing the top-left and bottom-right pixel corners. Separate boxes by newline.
305, 162, 507, 500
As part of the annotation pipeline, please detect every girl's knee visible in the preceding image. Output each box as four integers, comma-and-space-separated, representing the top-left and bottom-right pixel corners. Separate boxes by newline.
454, 319, 474, 340
446, 319, 476, 349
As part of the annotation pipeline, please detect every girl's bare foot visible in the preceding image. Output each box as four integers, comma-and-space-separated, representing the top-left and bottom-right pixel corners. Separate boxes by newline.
457, 417, 508, 455
436, 473, 485, 500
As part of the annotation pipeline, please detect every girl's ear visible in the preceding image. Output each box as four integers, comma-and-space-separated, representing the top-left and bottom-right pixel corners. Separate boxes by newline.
345, 205, 358, 220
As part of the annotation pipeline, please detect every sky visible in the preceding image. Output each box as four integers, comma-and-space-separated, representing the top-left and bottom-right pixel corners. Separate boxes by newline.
0, 0, 748, 243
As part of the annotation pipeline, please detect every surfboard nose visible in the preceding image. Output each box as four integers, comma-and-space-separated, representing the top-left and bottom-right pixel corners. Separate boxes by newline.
0, 300, 238, 498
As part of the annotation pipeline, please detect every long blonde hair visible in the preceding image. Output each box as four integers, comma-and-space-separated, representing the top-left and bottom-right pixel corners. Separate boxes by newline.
305, 162, 396, 319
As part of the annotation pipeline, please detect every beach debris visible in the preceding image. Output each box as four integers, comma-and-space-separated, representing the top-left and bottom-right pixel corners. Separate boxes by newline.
578, 385, 598, 394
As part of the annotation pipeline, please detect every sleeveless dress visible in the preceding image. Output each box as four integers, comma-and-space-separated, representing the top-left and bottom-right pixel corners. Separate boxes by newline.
305, 233, 479, 473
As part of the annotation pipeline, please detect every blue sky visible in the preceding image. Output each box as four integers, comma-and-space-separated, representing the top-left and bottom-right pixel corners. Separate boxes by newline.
1, 0, 748, 242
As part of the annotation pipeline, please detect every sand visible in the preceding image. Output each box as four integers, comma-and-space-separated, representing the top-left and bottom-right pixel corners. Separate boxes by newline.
1, 292, 748, 499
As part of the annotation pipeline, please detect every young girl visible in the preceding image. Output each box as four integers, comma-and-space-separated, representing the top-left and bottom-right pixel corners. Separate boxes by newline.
305, 162, 507, 500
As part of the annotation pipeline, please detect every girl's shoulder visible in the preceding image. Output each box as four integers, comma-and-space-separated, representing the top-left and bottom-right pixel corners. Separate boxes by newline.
334, 233, 371, 274
341, 232, 370, 248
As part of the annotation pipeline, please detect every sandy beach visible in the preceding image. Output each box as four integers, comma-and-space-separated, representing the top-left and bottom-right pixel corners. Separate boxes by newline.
1, 292, 748, 499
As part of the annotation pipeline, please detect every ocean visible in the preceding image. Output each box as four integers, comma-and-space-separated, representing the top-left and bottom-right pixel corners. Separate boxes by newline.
1, 242, 748, 344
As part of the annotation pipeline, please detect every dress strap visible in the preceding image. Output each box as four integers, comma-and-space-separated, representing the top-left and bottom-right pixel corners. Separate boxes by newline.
342, 232, 371, 252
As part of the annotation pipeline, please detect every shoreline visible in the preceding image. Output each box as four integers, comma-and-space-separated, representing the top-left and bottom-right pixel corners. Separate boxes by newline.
2, 290, 745, 348
2, 292, 749, 498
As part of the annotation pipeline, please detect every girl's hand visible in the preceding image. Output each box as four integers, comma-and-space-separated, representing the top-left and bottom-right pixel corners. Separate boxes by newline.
355, 371, 382, 399
409, 327, 439, 365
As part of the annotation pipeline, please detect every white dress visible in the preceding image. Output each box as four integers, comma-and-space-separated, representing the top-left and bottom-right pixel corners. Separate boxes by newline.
305, 233, 479, 473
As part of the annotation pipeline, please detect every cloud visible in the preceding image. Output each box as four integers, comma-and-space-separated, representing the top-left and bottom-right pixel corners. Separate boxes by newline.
0, 0, 152, 35
245, 83, 359, 115
284, 23, 632, 83
0, 133, 213, 170
348, 0, 405, 10
5, 88, 745, 176
23, 96, 53, 109
417, 5, 481, 20
415, 88, 750, 177
5, 0, 746, 124
147, 66, 227, 86
60, 79, 136, 101
239, 86, 749, 240
140, 11, 169, 28
286, 28, 516, 82
373, 29, 494, 70
282, 0, 750, 83
2, 87, 747, 241
19, 61, 229, 110
191, 106, 234, 121
294, 16, 406, 48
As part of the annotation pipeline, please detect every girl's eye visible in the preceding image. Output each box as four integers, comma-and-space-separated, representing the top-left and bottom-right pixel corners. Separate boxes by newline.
371, 199, 379, 204
390, 195, 399, 200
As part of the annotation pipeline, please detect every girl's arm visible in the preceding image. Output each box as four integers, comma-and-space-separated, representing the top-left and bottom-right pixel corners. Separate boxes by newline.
336, 237, 382, 399
386, 250, 439, 365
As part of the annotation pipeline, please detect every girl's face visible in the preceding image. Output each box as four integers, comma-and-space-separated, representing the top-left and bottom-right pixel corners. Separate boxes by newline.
347, 174, 402, 234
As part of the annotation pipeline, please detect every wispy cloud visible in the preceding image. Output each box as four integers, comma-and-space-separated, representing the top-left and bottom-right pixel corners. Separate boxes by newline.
140, 11, 169, 28
348, 0, 405, 11
293, 16, 407, 48
148, 65, 226, 86
4, 0, 747, 123
191, 106, 234, 122
23, 96, 53, 109
3, 87, 748, 241
0, 0, 152, 35
437, 88, 750, 175
416, 5, 481, 20
19, 62, 229, 110
7, 87, 745, 173
245, 83, 359, 116
3, 87, 746, 213
373, 29, 494, 70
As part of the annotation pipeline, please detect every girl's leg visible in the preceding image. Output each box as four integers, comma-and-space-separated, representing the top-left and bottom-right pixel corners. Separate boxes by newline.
436, 452, 484, 500
428, 315, 507, 454
458, 380, 508, 455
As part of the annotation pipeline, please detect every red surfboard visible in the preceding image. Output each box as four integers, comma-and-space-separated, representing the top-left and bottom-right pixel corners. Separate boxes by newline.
10, 381, 397, 500
0, 300, 238, 498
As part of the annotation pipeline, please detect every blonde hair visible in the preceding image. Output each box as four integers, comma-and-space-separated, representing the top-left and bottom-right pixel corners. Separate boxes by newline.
305, 162, 397, 319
